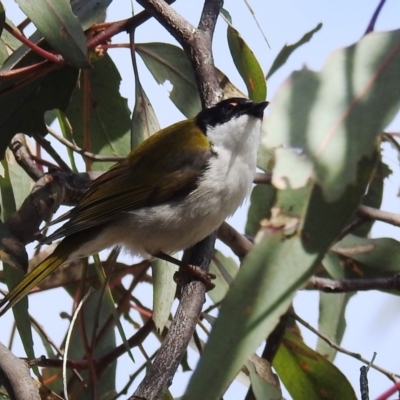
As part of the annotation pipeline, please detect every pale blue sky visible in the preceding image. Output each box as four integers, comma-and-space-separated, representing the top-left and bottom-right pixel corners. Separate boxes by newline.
1, 1, 400, 399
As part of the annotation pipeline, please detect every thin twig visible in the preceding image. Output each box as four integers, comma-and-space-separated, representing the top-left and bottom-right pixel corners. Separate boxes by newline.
3, 23, 64, 64
217, 222, 253, 260
293, 312, 399, 382
306, 275, 400, 292
46, 125, 124, 162
253, 172, 272, 185
357, 205, 400, 228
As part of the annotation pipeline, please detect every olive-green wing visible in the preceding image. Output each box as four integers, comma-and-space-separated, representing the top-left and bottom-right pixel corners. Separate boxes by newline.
44, 121, 212, 243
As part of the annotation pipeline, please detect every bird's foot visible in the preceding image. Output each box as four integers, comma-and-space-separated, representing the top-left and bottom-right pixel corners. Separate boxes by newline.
173, 265, 216, 290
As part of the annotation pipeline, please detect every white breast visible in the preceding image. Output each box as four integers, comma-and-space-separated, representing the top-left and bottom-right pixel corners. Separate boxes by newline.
73, 115, 262, 259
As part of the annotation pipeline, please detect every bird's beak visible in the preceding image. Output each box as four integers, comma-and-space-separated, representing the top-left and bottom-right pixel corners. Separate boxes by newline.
246, 101, 269, 119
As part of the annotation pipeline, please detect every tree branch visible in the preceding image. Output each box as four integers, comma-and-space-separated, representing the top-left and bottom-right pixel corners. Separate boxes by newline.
357, 204, 400, 228
0, 341, 40, 400
306, 275, 400, 292
131, 1, 223, 398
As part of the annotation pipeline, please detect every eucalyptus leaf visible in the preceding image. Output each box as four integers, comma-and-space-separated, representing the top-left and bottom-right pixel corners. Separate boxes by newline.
208, 250, 238, 305
317, 291, 352, 361
0, 2, 5, 38
71, 0, 111, 30
246, 354, 282, 400
136, 42, 246, 117
152, 259, 178, 333
184, 27, 386, 398
331, 235, 400, 279
263, 28, 400, 202
0, 159, 36, 376
0, 51, 79, 158
136, 42, 201, 118
16, 0, 90, 68
131, 80, 160, 149
273, 331, 357, 400
245, 184, 276, 237
66, 54, 131, 170
227, 24, 267, 101
67, 289, 117, 399
266, 23, 322, 79
6, 147, 32, 209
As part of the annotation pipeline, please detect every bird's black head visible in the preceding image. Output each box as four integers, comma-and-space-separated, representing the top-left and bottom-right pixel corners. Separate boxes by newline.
196, 98, 269, 132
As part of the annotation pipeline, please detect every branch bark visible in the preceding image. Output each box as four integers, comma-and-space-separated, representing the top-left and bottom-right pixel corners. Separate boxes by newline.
131, 0, 223, 398
0, 341, 40, 400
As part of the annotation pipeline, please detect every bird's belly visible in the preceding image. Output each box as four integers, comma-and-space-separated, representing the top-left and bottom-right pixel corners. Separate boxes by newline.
74, 154, 253, 258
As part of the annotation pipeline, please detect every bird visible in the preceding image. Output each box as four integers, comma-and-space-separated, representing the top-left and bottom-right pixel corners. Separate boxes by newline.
0, 97, 268, 315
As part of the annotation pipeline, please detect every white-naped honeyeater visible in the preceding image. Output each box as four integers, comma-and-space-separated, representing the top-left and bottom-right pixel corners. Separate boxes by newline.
0, 97, 268, 315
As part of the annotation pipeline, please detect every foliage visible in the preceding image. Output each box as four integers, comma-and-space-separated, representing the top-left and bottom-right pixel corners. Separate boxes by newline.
0, 1, 399, 400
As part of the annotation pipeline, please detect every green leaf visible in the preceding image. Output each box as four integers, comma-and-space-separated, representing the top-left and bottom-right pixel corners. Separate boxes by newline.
0, 159, 36, 376
66, 54, 131, 170
67, 289, 117, 399
131, 78, 160, 149
71, 0, 111, 30
331, 235, 400, 279
6, 147, 32, 209
273, 331, 357, 400
263, 28, 400, 202
184, 27, 385, 397
136, 42, 201, 118
0, 55, 79, 158
152, 259, 178, 333
245, 184, 276, 237
351, 158, 388, 237
246, 355, 282, 400
266, 23, 322, 79
0, 2, 5, 37
317, 291, 352, 361
0, 18, 25, 56
208, 250, 238, 305
227, 25, 266, 101
16, 0, 90, 68
0, 219, 27, 274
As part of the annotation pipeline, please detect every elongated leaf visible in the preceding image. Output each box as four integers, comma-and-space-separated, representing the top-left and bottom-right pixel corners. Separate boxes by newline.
246, 355, 282, 400
66, 54, 131, 170
136, 42, 245, 117
0, 18, 25, 59
273, 331, 357, 400
266, 23, 322, 79
16, 0, 90, 68
317, 291, 352, 361
227, 25, 266, 101
0, 43, 79, 158
184, 28, 392, 399
0, 2, 4, 37
245, 184, 276, 237
208, 250, 238, 305
71, 0, 111, 30
0, 159, 36, 375
136, 42, 201, 118
6, 147, 32, 209
263, 28, 400, 202
152, 259, 177, 333
67, 289, 117, 399
131, 79, 160, 148
331, 235, 400, 279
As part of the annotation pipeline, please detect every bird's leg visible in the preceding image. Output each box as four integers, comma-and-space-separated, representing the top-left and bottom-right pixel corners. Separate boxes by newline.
153, 252, 216, 290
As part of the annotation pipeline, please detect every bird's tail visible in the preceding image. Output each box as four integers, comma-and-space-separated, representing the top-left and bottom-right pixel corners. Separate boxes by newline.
0, 240, 71, 316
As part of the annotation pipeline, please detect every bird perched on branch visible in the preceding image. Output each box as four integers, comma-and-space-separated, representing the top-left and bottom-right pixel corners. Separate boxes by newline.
0, 97, 268, 315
